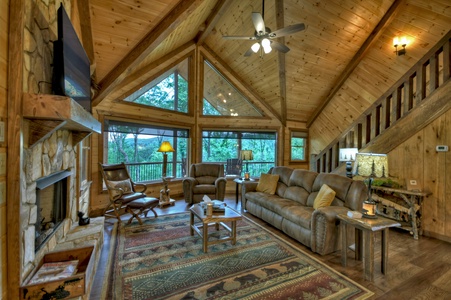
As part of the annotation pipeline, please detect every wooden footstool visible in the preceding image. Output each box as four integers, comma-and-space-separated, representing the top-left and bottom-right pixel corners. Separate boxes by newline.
125, 197, 159, 225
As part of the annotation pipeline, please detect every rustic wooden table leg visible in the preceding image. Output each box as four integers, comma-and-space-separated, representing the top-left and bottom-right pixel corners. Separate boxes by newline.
363, 230, 374, 281
382, 228, 389, 274
355, 228, 362, 261
235, 182, 239, 204
203, 222, 209, 253
341, 221, 347, 267
189, 211, 194, 236
231, 221, 237, 245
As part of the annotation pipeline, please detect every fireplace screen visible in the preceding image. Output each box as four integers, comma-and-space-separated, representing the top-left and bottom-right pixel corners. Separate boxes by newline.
35, 170, 71, 251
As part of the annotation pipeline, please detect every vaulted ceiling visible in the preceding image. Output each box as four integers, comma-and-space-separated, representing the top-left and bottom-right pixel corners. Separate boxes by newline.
87, 0, 451, 152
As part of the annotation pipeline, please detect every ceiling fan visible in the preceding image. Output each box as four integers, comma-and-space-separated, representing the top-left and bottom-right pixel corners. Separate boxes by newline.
222, 0, 305, 57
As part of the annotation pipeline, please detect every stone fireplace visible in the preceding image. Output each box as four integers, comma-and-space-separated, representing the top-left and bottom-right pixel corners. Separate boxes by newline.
35, 170, 71, 251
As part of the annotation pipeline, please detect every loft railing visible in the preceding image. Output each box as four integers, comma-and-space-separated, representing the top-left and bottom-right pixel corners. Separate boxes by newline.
312, 31, 451, 173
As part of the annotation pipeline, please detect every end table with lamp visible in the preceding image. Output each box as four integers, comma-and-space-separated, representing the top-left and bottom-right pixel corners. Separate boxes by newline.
157, 141, 176, 207
240, 149, 253, 180
352, 153, 389, 218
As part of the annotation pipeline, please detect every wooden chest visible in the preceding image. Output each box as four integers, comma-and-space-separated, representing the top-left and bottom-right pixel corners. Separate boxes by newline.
20, 246, 94, 300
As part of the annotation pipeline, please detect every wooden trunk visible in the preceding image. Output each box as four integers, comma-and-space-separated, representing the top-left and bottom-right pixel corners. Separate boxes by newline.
20, 246, 94, 300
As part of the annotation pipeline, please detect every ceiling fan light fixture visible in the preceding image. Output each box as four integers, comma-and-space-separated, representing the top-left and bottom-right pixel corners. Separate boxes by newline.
261, 38, 270, 48
263, 45, 272, 54
251, 42, 261, 53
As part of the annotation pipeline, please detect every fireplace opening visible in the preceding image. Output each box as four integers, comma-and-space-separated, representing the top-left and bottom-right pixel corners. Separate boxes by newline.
35, 170, 71, 251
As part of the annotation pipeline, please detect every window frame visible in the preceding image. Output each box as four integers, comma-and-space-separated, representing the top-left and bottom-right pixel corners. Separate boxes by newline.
201, 129, 277, 176
103, 118, 190, 183
290, 130, 308, 162
120, 54, 194, 116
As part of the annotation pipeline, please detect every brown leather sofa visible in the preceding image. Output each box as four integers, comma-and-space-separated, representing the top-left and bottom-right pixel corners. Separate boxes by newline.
183, 163, 227, 204
242, 166, 367, 255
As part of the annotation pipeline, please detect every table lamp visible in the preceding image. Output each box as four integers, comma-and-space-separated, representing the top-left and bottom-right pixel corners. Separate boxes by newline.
240, 150, 253, 180
157, 141, 175, 177
352, 153, 389, 218
339, 148, 358, 178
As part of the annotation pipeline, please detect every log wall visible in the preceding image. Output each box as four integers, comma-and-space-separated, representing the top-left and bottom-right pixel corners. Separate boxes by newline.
0, 0, 8, 298
389, 108, 451, 241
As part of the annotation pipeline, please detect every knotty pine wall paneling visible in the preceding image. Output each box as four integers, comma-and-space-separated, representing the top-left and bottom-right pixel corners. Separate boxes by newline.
0, 0, 7, 297
387, 108, 451, 242
422, 115, 447, 238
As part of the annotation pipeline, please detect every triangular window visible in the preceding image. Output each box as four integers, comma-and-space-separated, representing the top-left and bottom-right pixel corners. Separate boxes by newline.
203, 60, 262, 117
124, 59, 189, 113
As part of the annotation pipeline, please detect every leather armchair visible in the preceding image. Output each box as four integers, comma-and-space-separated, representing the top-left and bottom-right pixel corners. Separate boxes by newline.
183, 163, 227, 204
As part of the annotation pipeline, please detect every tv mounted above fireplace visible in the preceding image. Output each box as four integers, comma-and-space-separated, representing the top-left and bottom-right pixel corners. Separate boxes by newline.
52, 3, 91, 112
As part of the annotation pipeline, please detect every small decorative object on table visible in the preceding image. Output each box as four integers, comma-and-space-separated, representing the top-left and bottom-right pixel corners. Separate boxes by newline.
78, 211, 90, 226
159, 176, 175, 207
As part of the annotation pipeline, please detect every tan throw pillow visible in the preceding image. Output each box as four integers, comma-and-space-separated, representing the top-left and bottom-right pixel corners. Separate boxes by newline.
256, 173, 280, 195
107, 179, 133, 198
313, 184, 336, 209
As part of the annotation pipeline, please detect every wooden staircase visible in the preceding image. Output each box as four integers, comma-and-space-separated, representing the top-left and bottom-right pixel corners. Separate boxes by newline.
311, 31, 451, 173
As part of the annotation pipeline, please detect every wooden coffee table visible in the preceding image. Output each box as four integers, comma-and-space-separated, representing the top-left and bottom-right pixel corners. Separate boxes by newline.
189, 203, 242, 252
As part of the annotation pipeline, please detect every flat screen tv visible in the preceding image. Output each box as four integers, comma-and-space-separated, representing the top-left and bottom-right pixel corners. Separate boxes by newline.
52, 3, 91, 112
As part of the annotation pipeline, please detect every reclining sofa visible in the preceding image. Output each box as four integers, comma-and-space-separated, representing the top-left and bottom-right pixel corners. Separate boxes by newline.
242, 166, 367, 255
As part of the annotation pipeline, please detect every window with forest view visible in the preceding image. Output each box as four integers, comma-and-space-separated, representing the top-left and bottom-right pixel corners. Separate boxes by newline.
202, 131, 276, 176
291, 131, 308, 161
202, 60, 262, 117
104, 119, 189, 182
124, 59, 189, 113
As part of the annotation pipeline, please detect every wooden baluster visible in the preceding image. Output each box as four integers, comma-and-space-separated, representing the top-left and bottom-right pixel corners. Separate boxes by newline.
416, 64, 426, 104
430, 53, 439, 93
443, 40, 450, 82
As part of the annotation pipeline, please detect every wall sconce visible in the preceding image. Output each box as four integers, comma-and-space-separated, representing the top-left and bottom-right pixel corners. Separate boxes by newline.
393, 36, 407, 56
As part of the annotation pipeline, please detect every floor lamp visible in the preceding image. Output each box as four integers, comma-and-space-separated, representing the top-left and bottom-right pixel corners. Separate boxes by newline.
158, 141, 175, 178
158, 141, 175, 206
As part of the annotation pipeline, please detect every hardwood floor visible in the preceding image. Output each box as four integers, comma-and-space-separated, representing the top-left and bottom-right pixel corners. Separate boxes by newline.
89, 195, 451, 300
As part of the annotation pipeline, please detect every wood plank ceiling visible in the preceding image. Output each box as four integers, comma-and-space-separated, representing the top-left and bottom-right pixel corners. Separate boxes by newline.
88, 0, 451, 152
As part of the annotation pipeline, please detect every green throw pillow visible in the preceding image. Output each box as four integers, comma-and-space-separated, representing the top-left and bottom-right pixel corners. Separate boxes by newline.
313, 184, 336, 209
256, 173, 280, 194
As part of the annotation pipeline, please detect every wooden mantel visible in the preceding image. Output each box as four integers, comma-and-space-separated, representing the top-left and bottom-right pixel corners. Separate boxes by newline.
22, 93, 101, 147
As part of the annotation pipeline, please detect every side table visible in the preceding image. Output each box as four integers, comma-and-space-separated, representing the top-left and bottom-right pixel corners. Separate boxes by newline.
337, 214, 401, 281
371, 186, 430, 239
233, 178, 257, 204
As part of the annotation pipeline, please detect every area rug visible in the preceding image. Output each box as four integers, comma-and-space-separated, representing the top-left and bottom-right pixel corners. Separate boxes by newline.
101, 212, 373, 300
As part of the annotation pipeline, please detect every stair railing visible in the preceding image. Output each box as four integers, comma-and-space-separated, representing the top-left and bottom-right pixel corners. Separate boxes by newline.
311, 31, 451, 173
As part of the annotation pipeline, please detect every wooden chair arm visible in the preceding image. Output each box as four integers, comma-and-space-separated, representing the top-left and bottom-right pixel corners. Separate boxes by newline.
133, 183, 148, 194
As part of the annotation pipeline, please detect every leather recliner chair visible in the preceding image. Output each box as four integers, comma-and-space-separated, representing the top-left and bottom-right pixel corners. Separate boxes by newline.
182, 163, 227, 204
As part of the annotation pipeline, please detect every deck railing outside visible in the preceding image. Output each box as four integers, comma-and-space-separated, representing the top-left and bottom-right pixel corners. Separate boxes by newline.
311, 31, 451, 173
123, 161, 274, 182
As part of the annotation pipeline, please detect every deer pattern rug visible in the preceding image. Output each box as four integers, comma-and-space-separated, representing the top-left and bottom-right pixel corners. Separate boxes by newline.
102, 212, 373, 300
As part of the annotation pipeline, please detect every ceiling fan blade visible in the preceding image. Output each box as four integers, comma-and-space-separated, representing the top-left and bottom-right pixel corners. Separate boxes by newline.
252, 12, 266, 35
269, 23, 305, 38
271, 40, 290, 53
223, 35, 256, 40
244, 48, 254, 57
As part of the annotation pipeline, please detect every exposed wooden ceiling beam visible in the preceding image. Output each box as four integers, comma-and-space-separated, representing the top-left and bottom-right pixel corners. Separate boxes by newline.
92, 0, 204, 107
275, 0, 287, 126
306, 0, 405, 127
196, 0, 233, 45
76, 0, 96, 78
